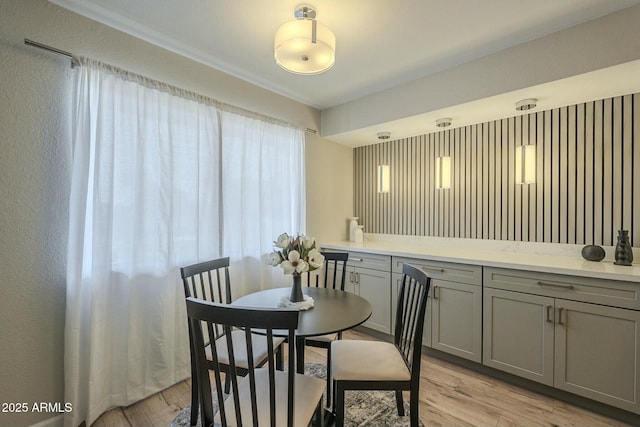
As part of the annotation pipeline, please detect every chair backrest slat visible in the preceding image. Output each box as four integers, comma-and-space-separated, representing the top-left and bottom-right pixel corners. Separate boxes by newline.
267, 329, 277, 427
181, 257, 233, 343
307, 251, 349, 290
180, 257, 232, 303
394, 263, 431, 377
287, 328, 296, 427
186, 297, 299, 427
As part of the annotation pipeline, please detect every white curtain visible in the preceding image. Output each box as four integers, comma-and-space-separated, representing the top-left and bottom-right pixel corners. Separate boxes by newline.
65, 58, 305, 427
220, 111, 305, 294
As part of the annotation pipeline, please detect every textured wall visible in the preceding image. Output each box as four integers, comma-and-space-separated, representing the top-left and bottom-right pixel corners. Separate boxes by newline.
355, 93, 640, 247
0, 8, 71, 427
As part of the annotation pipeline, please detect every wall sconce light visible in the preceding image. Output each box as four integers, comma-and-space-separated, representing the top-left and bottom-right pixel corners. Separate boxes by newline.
435, 156, 451, 189
377, 164, 390, 193
515, 145, 536, 184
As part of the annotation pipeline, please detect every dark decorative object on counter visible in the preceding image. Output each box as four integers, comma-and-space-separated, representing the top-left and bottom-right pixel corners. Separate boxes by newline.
614, 230, 634, 266
581, 245, 606, 262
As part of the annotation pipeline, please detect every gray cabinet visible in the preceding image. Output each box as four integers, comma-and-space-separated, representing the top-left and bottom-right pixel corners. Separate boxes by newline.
344, 251, 391, 334
484, 267, 640, 415
483, 287, 554, 384
555, 299, 640, 413
393, 257, 483, 363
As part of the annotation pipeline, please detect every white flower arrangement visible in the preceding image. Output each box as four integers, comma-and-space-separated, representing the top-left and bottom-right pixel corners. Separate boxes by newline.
267, 232, 325, 275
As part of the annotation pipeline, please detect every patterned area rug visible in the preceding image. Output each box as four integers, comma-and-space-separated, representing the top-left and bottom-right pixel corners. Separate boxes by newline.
169, 362, 424, 427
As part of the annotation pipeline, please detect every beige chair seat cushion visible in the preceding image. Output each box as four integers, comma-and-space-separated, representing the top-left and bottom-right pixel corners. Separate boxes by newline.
214, 368, 325, 426
331, 340, 411, 381
206, 330, 285, 368
306, 332, 338, 344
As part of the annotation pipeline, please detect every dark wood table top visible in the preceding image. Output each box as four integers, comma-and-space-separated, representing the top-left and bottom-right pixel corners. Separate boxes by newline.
232, 287, 372, 338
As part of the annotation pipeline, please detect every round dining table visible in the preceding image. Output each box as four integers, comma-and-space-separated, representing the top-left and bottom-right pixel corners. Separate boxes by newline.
232, 286, 372, 373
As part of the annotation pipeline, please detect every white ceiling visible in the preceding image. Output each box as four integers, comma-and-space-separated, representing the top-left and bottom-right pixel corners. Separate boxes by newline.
51, 0, 640, 145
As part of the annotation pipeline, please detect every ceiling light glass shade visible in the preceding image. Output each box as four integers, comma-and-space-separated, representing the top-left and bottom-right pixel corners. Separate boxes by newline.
435, 156, 451, 189
377, 165, 390, 193
515, 145, 536, 184
274, 19, 336, 74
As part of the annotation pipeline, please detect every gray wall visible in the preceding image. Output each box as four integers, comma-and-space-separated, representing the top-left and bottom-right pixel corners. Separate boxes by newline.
355, 94, 640, 247
0, 1, 350, 425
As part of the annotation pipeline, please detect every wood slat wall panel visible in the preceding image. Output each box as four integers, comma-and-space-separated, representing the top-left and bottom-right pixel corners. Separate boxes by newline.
634, 94, 640, 246
354, 93, 639, 246
576, 104, 585, 244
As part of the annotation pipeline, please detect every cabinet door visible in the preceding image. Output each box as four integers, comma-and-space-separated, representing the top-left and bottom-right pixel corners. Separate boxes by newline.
432, 280, 482, 362
355, 267, 391, 334
554, 299, 640, 414
483, 288, 554, 385
343, 267, 361, 294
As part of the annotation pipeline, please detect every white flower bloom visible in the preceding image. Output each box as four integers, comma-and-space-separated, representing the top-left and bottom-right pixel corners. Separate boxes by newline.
280, 250, 308, 274
275, 233, 291, 249
307, 249, 324, 269
266, 251, 282, 266
300, 235, 316, 249
280, 261, 296, 275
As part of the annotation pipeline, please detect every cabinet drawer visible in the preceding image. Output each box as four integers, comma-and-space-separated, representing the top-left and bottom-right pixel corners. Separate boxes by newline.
392, 256, 482, 285
484, 267, 640, 310
347, 251, 391, 272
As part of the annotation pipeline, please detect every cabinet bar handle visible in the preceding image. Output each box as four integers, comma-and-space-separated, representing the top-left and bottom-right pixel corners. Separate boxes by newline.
537, 281, 574, 290
423, 267, 445, 274
433, 286, 439, 299
352, 258, 364, 262
557, 307, 565, 325
545, 305, 553, 323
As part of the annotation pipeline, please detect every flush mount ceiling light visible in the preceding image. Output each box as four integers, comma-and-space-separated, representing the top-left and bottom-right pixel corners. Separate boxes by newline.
436, 118, 452, 128
377, 132, 391, 140
274, 4, 336, 75
515, 98, 537, 111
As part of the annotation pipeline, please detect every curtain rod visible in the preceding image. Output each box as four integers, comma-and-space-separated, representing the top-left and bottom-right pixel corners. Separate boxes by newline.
24, 38, 320, 134
24, 38, 77, 65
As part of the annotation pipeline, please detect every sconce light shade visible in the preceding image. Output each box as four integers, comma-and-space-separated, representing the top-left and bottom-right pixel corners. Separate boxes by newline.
515, 145, 536, 184
274, 6, 336, 75
377, 164, 390, 193
435, 156, 451, 189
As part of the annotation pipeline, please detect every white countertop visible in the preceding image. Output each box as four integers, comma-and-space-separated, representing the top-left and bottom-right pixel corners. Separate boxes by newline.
322, 234, 640, 283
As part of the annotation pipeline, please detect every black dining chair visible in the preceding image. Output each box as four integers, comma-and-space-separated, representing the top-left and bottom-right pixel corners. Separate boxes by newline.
330, 263, 431, 427
186, 297, 325, 427
180, 257, 285, 426
304, 251, 349, 404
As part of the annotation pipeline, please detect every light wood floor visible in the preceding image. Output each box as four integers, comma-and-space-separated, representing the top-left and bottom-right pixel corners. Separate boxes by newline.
92, 329, 632, 427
